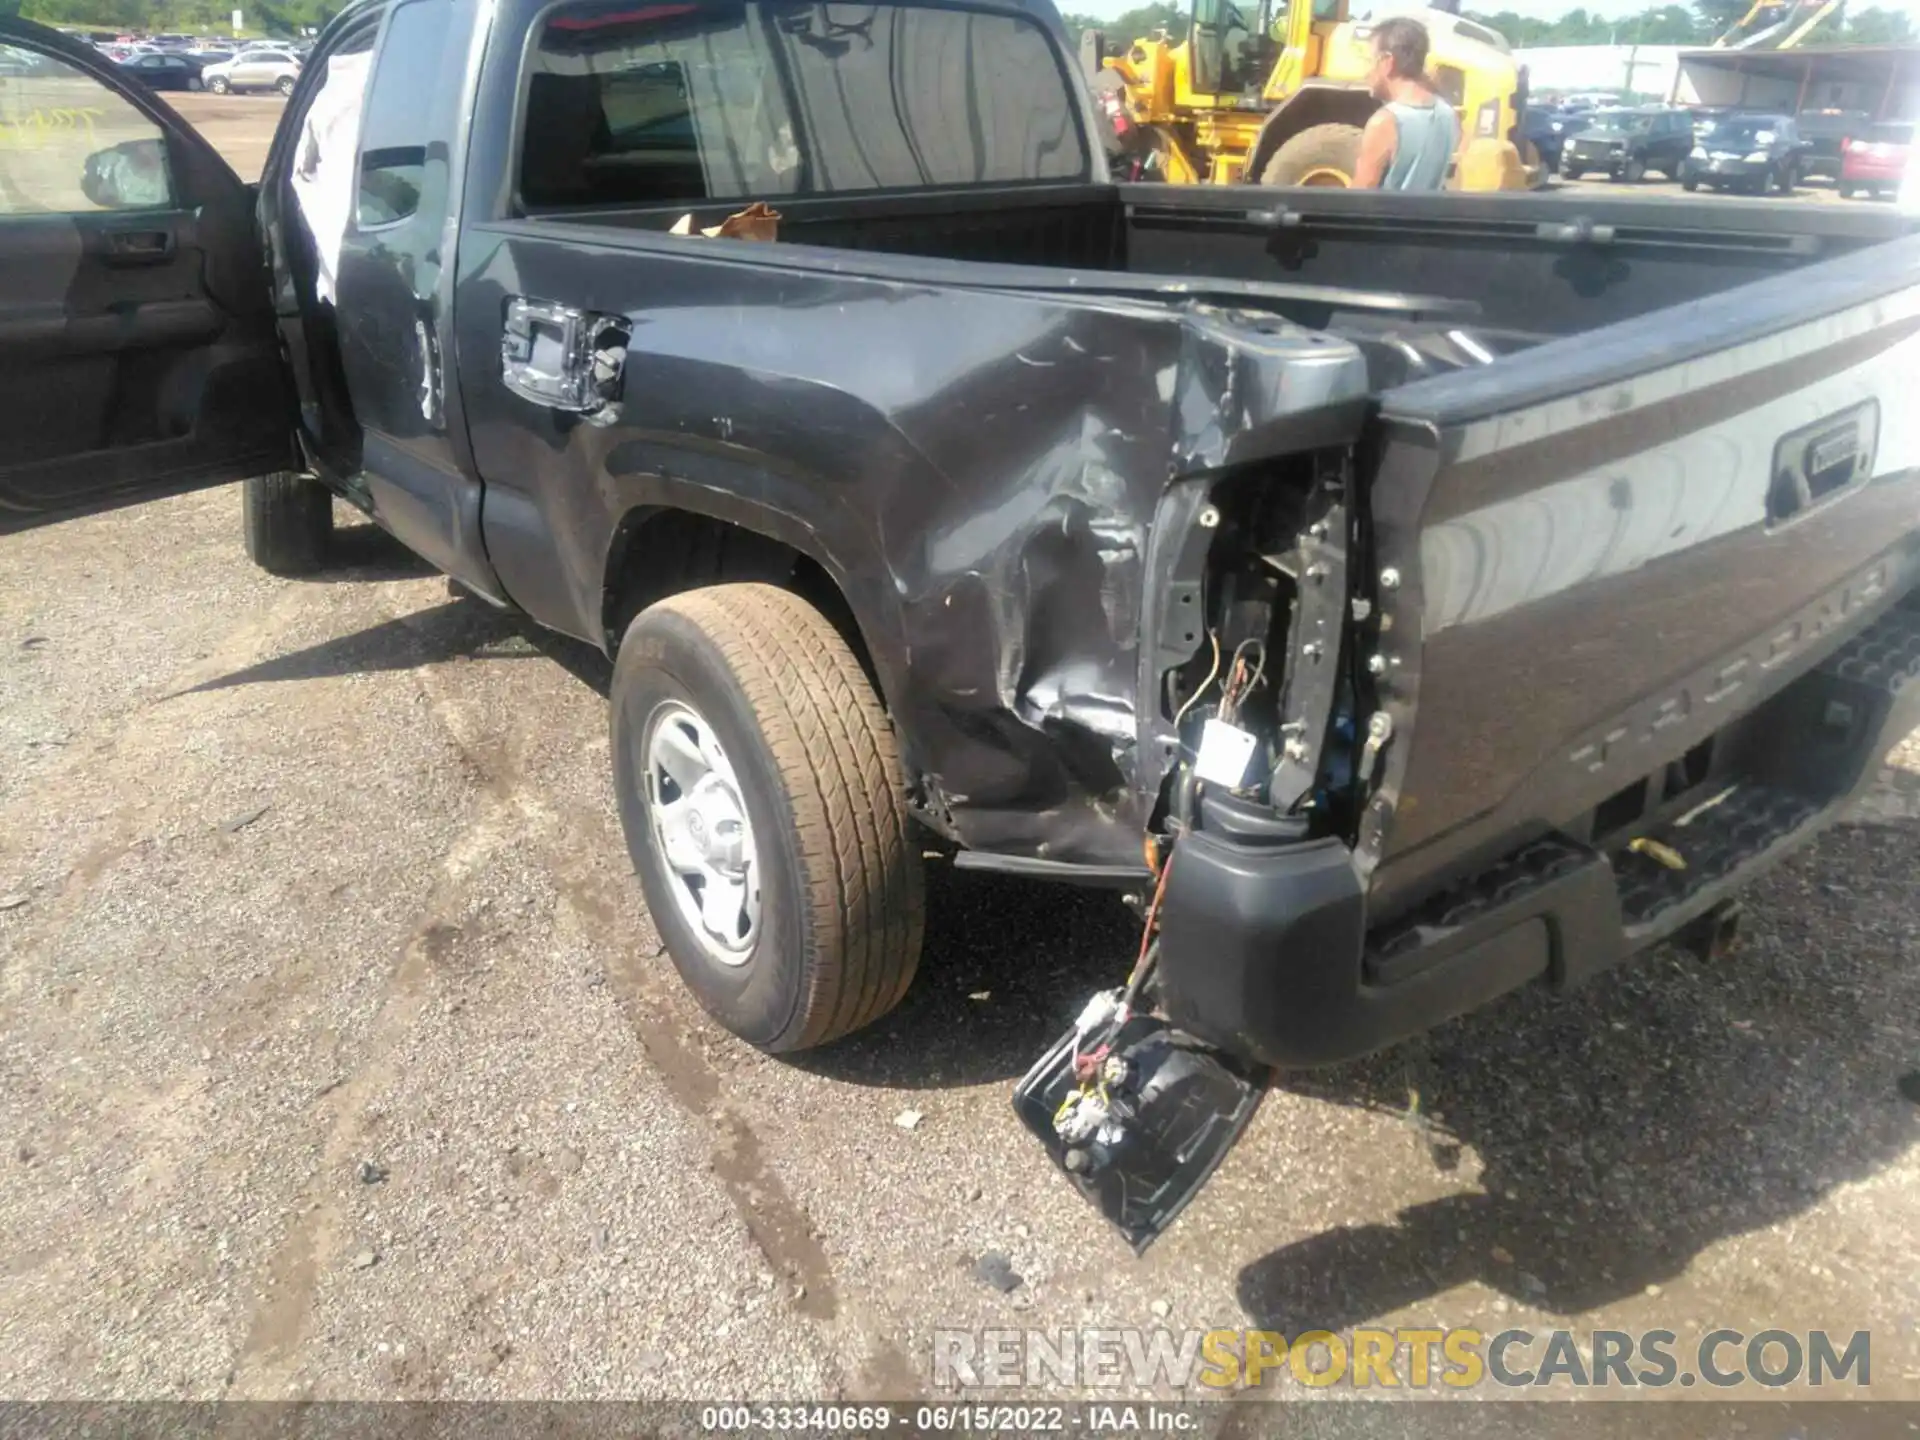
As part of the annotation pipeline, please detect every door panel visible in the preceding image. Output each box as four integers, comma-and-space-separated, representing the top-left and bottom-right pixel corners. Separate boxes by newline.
0, 19, 291, 533
327, 0, 501, 597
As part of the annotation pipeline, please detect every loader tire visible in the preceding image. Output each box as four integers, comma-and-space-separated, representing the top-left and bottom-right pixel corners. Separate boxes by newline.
1259, 123, 1365, 187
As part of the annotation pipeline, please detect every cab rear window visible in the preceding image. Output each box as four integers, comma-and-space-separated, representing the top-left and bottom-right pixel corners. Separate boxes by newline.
518, 0, 1088, 210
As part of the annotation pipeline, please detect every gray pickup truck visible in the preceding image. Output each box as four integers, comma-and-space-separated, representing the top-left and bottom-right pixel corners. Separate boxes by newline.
2, 0, 1916, 1248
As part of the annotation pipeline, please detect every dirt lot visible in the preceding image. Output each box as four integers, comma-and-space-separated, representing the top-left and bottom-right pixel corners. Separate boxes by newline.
0, 92, 1915, 1407
170, 91, 283, 182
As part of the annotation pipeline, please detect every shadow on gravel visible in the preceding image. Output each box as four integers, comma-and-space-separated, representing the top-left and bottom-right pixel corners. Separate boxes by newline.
304, 520, 441, 582
175, 582, 613, 698
1236, 817, 1920, 1329
786, 863, 1138, 1090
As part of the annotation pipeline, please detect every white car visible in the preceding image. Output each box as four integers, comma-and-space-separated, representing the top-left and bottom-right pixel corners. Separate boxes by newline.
201, 45, 300, 95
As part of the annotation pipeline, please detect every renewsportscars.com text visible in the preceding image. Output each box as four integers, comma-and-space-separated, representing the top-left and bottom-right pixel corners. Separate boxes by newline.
933, 1327, 1872, 1392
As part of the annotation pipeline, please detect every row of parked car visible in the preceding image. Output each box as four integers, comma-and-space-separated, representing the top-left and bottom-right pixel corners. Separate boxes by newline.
1523, 101, 1912, 199
68, 32, 306, 96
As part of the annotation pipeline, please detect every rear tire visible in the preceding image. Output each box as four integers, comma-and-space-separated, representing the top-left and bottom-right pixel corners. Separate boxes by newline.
612, 583, 924, 1052
1622, 156, 1645, 183
1837, 184, 1855, 199
1259, 123, 1365, 187
276, 74, 295, 96
1681, 176, 1699, 192
208, 75, 228, 93
242, 471, 333, 576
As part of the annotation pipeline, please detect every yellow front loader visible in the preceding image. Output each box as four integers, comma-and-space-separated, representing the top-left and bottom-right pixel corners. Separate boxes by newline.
1089, 0, 1531, 189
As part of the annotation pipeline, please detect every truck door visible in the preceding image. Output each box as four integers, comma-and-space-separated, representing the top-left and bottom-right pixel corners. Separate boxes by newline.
0, 19, 291, 534
288, 0, 499, 596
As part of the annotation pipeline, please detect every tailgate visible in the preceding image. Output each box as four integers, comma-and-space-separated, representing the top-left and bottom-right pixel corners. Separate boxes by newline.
1361, 229, 1920, 918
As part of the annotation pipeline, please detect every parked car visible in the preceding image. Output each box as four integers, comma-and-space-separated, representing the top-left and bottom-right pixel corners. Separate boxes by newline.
116, 50, 205, 91
1681, 112, 1804, 194
0, 42, 49, 75
1518, 103, 1573, 173
1837, 121, 1912, 200
1560, 106, 1693, 181
1795, 107, 1872, 181
2, 7, 1919, 1248
200, 45, 300, 94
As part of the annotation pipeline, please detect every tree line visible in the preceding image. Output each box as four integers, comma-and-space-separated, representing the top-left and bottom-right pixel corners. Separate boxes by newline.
1061, 0, 1913, 49
11, 0, 1911, 46
7, 0, 344, 36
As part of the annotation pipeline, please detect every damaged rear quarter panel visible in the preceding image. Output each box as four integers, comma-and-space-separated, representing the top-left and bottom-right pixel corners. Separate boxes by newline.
455, 225, 1369, 865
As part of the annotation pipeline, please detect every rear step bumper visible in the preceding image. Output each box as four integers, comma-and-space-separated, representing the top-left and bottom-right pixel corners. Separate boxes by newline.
1155, 601, 1920, 1068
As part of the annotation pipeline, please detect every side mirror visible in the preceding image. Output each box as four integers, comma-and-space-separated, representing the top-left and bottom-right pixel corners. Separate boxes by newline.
81, 138, 172, 210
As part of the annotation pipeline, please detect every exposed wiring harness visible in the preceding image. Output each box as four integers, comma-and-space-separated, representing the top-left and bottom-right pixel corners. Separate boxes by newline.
1170, 628, 1222, 730
1217, 638, 1267, 727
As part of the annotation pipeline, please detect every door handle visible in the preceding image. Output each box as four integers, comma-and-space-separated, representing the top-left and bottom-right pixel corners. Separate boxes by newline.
100, 227, 175, 265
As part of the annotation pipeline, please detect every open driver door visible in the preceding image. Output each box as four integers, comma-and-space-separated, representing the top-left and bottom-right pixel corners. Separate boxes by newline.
0, 18, 292, 535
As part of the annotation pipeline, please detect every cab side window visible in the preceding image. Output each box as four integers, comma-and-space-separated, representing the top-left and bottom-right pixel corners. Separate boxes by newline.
0, 44, 173, 214
519, 0, 1086, 211
355, 0, 455, 228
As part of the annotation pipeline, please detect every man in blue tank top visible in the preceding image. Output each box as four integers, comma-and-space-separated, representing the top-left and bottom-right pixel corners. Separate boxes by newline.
1351, 16, 1462, 190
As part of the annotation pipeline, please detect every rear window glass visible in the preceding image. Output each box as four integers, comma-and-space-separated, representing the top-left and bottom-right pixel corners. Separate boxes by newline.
520, 0, 1088, 210
1585, 110, 1652, 134
1702, 117, 1782, 144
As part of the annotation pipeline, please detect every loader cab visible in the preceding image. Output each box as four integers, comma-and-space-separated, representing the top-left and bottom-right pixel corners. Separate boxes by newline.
1186, 0, 1341, 99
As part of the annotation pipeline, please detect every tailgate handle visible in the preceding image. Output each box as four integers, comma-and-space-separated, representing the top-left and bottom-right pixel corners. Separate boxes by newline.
1242, 206, 1303, 229
1534, 217, 1616, 245
101, 227, 175, 264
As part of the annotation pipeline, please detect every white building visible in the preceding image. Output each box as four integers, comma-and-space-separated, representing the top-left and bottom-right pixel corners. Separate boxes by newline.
1669, 44, 1920, 115
1514, 44, 1689, 100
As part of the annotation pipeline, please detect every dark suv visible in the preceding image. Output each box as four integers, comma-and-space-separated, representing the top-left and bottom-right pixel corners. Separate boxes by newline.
1561, 107, 1693, 182
1795, 108, 1872, 182
1681, 113, 1805, 195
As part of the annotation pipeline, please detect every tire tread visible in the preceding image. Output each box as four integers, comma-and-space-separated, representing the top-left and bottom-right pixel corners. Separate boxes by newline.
640, 583, 923, 1048
242, 470, 332, 577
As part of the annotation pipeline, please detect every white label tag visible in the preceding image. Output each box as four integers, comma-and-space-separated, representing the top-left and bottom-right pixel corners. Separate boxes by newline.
1193, 719, 1258, 788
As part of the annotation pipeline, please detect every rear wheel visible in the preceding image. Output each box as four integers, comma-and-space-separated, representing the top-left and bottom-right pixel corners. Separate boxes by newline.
1837, 183, 1855, 199
1681, 175, 1699, 192
187, 75, 203, 91
612, 584, 925, 1052
207, 74, 228, 93
1774, 163, 1795, 195
276, 74, 295, 96
242, 471, 333, 576
1259, 123, 1364, 187
1622, 156, 1645, 183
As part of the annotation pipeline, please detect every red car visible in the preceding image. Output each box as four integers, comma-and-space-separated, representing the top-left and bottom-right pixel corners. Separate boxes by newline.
1839, 121, 1912, 199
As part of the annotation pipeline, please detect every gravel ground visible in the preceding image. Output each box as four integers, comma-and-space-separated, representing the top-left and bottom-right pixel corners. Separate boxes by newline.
0, 95, 1914, 1409
1, 492, 1916, 1404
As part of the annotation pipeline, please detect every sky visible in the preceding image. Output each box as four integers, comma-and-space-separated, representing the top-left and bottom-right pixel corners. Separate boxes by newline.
1069, 0, 1920, 22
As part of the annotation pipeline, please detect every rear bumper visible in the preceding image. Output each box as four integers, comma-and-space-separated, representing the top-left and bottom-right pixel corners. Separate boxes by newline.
1681, 157, 1771, 183
1562, 150, 1625, 174
1156, 597, 1920, 1068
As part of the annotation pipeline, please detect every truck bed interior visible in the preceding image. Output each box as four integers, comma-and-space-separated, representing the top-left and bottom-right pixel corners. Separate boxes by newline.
529, 182, 1916, 387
